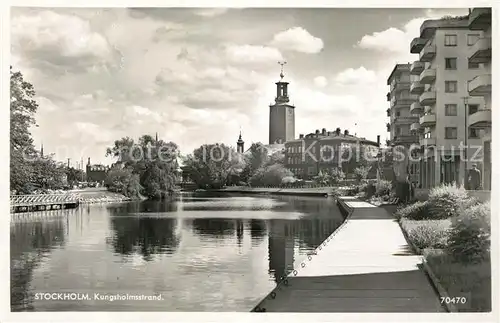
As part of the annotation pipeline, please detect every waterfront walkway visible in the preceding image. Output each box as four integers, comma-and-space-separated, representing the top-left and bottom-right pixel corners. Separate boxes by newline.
254, 197, 444, 312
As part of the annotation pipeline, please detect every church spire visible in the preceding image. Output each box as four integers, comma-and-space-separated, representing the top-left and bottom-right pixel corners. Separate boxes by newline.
237, 129, 244, 153
40, 142, 44, 157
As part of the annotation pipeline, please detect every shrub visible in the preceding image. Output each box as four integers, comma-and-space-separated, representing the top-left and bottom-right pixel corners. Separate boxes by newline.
374, 179, 392, 198
395, 200, 432, 220
447, 202, 491, 264
427, 183, 475, 219
402, 219, 451, 250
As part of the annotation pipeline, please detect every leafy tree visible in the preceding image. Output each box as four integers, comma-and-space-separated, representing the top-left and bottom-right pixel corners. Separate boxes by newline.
10, 67, 38, 193
183, 143, 244, 189
105, 135, 180, 199
249, 164, 293, 187
105, 166, 142, 199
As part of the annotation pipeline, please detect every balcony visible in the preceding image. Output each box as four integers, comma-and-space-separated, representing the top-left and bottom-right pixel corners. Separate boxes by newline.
420, 137, 436, 147
394, 135, 419, 144
410, 123, 421, 132
469, 37, 491, 64
395, 116, 419, 124
420, 44, 436, 62
393, 82, 411, 93
410, 61, 425, 75
386, 123, 391, 132
420, 114, 436, 127
468, 8, 492, 30
387, 92, 391, 101
410, 37, 427, 54
468, 74, 491, 96
410, 102, 423, 114
468, 109, 492, 128
419, 68, 436, 84
410, 81, 424, 95
392, 97, 416, 108
386, 108, 390, 117
419, 91, 436, 106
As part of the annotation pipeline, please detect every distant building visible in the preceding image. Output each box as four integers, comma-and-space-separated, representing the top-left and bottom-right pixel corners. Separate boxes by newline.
386, 63, 420, 184
284, 128, 380, 180
86, 158, 108, 183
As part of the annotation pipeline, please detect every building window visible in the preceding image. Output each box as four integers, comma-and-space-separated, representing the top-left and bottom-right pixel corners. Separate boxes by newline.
445, 127, 458, 139
445, 81, 458, 93
468, 61, 480, 69
468, 104, 479, 115
445, 58, 457, 70
444, 34, 457, 46
424, 132, 432, 139
445, 104, 458, 116
395, 111, 400, 117
467, 34, 480, 46
469, 128, 480, 139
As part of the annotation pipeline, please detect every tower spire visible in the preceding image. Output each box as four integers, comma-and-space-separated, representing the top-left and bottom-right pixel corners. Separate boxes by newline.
237, 128, 244, 153
40, 142, 44, 157
278, 61, 287, 80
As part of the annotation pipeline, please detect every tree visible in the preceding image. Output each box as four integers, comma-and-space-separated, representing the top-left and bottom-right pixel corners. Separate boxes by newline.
10, 67, 38, 193
105, 166, 142, 199
183, 143, 244, 189
249, 163, 293, 187
105, 135, 180, 199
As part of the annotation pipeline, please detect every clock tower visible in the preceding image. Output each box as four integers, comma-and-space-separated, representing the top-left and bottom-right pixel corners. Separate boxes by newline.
269, 61, 295, 145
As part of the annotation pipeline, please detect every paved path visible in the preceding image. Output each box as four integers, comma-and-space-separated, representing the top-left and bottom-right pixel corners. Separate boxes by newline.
254, 197, 444, 312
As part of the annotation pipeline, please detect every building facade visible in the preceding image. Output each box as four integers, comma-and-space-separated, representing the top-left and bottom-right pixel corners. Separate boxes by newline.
284, 128, 380, 180
409, 14, 487, 188
467, 8, 492, 190
86, 158, 108, 183
386, 63, 420, 184
269, 67, 295, 145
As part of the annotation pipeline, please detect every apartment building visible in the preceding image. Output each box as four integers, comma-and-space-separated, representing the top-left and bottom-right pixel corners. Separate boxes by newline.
284, 128, 380, 180
467, 8, 492, 190
386, 64, 420, 184
409, 14, 487, 188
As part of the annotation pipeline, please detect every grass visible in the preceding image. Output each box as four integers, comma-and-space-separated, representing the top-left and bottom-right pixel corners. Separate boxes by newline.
424, 249, 491, 312
400, 219, 451, 251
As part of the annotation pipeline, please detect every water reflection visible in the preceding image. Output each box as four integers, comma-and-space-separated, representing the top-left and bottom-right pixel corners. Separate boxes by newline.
11, 193, 346, 311
10, 214, 67, 311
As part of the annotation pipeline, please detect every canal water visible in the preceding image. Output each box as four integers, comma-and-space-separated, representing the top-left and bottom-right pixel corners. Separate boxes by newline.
11, 192, 345, 311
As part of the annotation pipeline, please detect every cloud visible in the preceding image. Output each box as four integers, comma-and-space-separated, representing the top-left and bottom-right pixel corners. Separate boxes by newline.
193, 8, 229, 17
333, 66, 378, 85
355, 11, 463, 56
271, 27, 324, 54
313, 76, 328, 88
224, 44, 283, 64
11, 10, 115, 72
36, 96, 59, 112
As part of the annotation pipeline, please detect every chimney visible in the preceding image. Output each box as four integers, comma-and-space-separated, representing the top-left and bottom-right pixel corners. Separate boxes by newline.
299, 134, 304, 139
322, 128, 326, 135
377, 135, 380, 147
344, 129, 349, 136
87, 157, 91, 166
315, 129, 320, 135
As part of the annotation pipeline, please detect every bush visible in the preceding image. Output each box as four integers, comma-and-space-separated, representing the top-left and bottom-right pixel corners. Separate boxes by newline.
427, 183, 476, 219
395, 200, 432, 220
374, 179, 392, 198
402, 219, 451, 250
447, 202, 491, 264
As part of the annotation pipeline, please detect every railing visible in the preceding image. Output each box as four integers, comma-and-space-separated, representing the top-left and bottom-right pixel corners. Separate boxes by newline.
10, 194, 80, 207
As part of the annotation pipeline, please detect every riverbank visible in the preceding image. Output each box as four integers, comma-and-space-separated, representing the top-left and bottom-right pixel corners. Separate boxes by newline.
76, 189, 134, 204
253, 196, 443, 312
213, 186, 350, 197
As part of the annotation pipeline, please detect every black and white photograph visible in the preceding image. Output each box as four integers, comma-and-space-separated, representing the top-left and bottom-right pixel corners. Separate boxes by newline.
2, 2, 497, 321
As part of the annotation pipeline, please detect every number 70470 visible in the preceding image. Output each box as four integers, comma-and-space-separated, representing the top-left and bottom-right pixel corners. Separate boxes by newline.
440, 297, 467, 304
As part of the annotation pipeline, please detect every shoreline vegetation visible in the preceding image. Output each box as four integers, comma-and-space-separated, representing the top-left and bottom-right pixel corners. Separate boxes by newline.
357, 182, 491, 312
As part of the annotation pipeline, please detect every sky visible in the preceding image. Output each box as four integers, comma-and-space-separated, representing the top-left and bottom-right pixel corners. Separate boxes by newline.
10, 7, 470, 166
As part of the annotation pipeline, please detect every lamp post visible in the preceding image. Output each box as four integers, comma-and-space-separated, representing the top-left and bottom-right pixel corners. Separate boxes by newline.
461, 96, 470, 188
